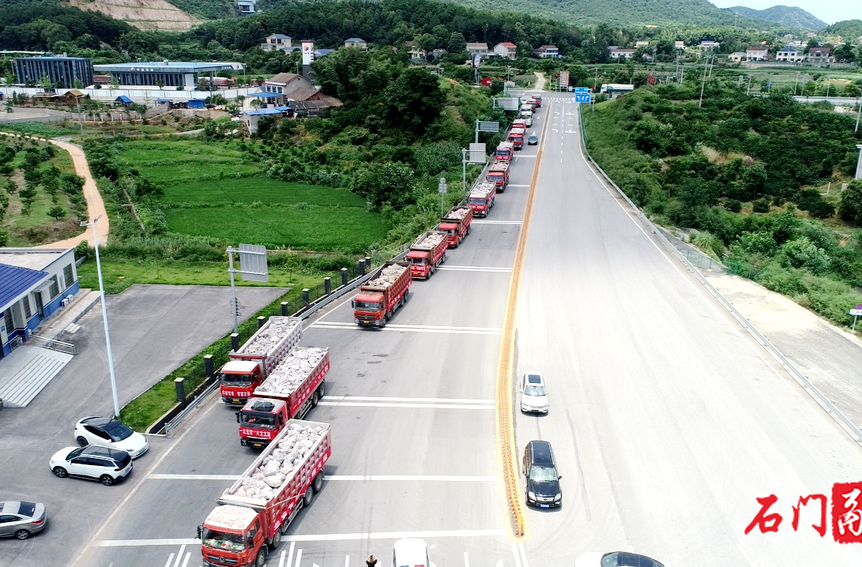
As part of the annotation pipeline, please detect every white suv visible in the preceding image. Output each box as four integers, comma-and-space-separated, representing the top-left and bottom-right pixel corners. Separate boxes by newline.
520, 372, 549, 414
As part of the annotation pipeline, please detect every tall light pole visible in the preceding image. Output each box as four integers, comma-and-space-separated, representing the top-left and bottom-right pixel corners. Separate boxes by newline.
855, 145, 862, 180
794, 71, 800, 95
80, 215, 120, 418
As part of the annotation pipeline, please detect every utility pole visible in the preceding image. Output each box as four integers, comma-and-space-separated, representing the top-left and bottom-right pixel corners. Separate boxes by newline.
698, 57, 709, 108
794, 71, 799, 95
855, 101, 861, 133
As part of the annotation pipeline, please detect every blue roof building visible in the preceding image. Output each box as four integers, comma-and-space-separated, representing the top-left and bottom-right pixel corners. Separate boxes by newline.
1, 248, 78, 357
93, 61, 236, 89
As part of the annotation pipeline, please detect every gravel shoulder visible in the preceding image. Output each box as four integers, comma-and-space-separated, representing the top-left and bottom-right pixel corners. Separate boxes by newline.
704, 271, 862, 429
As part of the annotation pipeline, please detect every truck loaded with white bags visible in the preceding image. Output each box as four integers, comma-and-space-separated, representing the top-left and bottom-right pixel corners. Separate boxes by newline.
199, 420, 331, 567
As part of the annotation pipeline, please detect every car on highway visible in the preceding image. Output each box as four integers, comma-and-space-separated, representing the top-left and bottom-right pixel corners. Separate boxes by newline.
520, 371, 548, 413
574, 551, 665, 567
74, 416, 148, 458
49, 445, 133, 486
527, 132, 539, 146
523, 440, 561, 507
0, 501, 47, 540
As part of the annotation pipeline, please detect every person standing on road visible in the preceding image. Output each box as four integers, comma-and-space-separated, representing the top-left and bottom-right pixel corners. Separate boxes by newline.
367, 555, 378, 567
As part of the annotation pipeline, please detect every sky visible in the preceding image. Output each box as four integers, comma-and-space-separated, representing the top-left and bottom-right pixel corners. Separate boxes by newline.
708, 0, 862, 26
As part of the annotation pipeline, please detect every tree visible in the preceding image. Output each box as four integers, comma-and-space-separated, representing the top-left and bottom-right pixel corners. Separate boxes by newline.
839, 180, 862, 225
47, 205, 66, 220
383, 67, 445, 139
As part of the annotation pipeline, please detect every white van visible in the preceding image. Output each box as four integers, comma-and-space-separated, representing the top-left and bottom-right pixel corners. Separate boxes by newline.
520, 103, 533, 114
518, 111, 533, 127
393, 539, 435, 567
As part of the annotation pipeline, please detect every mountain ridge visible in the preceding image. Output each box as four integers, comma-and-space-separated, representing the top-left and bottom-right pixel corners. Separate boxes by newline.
726, 5, 827, 30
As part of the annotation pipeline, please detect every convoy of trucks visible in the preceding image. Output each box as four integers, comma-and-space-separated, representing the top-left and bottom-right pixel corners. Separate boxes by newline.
200, 420, 331, 567
198, 94, 542, 564
237, 347, 331, 447
353, 261, 412, 327
468, 181, 497, 217
437, 206, 473, 248
219, 317, 303, 405
408, 230, 448, 279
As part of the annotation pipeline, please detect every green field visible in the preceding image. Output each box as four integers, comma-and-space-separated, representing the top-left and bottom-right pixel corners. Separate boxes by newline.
164, 203, 387, 250
119, 140, 259, 185
118, 139, 389, 252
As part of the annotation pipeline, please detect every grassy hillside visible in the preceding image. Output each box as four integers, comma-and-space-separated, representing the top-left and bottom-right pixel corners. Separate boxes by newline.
823, 19, 862, 40
727, 5, 826, 30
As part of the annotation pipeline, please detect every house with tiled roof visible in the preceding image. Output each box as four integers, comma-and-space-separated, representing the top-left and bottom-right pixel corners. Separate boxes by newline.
534, 45, 559, 59
807, 47, 833, 64
746, 45, 769, 61
493, 42, 518, 60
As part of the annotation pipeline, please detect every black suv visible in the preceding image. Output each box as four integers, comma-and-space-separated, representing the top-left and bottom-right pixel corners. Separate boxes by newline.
523, 440, 562, 508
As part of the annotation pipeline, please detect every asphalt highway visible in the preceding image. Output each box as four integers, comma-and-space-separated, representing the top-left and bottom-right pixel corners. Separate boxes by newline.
70, 108, 544, 567
513, 96, 862, 565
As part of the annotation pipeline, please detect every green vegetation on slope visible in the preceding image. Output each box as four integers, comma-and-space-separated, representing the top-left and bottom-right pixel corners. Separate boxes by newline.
727, 5, 827, 31
582, 85, 862, 329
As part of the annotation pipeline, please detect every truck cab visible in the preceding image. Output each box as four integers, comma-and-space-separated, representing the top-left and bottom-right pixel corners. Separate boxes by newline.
509, 129, 525, 150
495, 142, 513, 162
353, 291, 385, 325
237, 398, 288, 448
437, 220, 461, 247
468, 191, 492, 217
219, 360, 262, 405
200, 505, 264, 567
406, 250, 432, 278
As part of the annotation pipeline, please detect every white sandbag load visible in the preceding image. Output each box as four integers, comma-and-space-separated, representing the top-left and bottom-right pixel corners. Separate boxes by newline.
232, 423, 326, 501
255, 347, 327, 395
240, 317, 301, 356
367, 263, 407, 289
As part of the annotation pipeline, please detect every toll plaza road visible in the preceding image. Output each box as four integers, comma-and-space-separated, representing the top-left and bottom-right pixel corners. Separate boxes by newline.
68, 106, 550, 567
512, 97, 862, 565
0, 284, 287, 567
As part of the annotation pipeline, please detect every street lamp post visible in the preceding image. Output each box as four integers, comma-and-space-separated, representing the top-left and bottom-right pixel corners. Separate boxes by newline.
80, 215, 121, 418
855, 145, 862, 180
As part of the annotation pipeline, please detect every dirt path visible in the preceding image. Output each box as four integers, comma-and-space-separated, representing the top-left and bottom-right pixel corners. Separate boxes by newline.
533, 72, 546, 91
0, 131, 108, 249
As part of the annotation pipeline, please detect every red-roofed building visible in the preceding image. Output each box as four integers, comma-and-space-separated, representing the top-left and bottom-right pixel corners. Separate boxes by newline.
494, 42, 518, 60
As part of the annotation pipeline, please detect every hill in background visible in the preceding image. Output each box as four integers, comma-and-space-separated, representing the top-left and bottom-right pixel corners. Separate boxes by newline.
257, 0, 768, 28
726, 5, 827, 30
823, 19, 862, 40
69, 0, 200, 31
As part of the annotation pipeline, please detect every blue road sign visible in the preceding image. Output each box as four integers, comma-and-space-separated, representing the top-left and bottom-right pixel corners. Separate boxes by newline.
574, 87, 591, 103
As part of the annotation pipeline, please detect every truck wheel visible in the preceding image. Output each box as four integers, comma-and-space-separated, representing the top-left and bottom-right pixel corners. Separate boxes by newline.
312, 471, 324, 493
317, 382, 325, 400
311, 391, 319, 407
303, 486, 313, 507
270, 528, 282, 550
255, 548, 268, 567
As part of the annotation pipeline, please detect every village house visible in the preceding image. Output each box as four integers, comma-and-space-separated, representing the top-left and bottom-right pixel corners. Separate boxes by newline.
493, 42, 518, 60
260, 34, 292, 52
534, 45, 560, 59
746, 45, 769, 61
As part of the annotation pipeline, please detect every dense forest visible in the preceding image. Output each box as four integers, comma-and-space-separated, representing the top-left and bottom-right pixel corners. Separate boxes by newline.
823, 19, 862, 39
584, 85, 862, 326
0, 0, 132, 52
256, 0, 766, 28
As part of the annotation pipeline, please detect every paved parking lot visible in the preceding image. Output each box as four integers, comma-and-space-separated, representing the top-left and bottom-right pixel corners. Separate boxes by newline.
0, 284, 287, 567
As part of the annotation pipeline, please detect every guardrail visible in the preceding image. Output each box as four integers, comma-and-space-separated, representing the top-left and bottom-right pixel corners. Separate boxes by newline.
28, 335, 76, 355
163, 380, 219, 435
578, 107, 862, 446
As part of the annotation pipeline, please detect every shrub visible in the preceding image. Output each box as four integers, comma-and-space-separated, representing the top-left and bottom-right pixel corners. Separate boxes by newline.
779, 237, 831, 274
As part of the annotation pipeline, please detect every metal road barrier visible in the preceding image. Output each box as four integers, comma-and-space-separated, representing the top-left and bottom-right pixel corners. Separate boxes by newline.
163, 380, 220, 435
578, 109, 862, 446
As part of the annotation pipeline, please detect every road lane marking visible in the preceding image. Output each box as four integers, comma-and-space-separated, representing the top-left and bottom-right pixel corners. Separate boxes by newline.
164, 553, 174, 567
150, 474, 496, 481
98, 529, 508, 547
511, 543, 522, 567
287, 541, 296, 567
465, 551, 470, 567
437, 265, 512, 273
311, 322, 502, 335
296, 548, 303, 567
318, 400, 494, 409
518, 542, 529, 567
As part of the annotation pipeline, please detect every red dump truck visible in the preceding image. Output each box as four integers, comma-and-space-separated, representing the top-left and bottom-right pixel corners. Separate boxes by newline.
199, 420, 331, 567
512, 119, 527, 130
468, 181, 497, 217
353, 261, 411, 327
509, 127, 525, 150
237, 347, 331, 448
486, 162, 510, 192
219, 317, 303, 405
495, 141, 514, 162
408, 230, 448, 279
437, 206, 473, 248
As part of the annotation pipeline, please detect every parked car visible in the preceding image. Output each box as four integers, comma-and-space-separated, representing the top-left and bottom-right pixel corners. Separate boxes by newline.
0, 501, 47, 540
520, 371, 548, 413
527, 132, 539, 146
574, 552, 665, 567
523, 440, 561, 507
74, 416, 148, 458
49, 445, 133, 486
